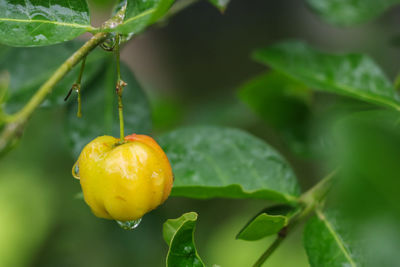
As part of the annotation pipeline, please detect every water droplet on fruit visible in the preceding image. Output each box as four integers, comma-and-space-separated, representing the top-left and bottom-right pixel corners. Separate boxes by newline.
116, 218, 142, 230
72, 162, 80, 180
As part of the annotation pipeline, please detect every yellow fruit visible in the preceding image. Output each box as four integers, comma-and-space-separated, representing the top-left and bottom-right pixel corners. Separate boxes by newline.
72, 134, 173, 221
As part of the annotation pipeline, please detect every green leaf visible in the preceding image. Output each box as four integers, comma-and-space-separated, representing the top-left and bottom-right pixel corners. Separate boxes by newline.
238, 71, 313, 156
163, 212, 204, 267
208, 0, 230, 12
307, 0, 400, 26
253, 41, 400, 112
163, 212, 197, 245
0, 0, 93, 47
304, 209, 361, 267
113, 0, 174, 35
158, 126, 300, 202
0, 41, 107, 113
237, 214, 286, 241
236, 204, 296, 241
67, 60, 151, 158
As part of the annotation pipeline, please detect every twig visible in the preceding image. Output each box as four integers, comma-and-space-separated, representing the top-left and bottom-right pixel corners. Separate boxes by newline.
0, 0, 199, 155
5, 33, 107, 124
252, 169, 338, 267
253, 230, 286, 267
0, 32, 108, 155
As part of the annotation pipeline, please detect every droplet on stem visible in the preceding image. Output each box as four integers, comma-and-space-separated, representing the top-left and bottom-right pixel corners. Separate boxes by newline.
116, 218, 142, 230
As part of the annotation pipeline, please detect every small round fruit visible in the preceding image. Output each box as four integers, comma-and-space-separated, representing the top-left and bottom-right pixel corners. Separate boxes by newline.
72, 134, 173, 221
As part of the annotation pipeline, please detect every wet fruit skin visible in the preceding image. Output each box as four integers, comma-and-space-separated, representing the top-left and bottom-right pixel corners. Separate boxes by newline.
73, 134, 173, 221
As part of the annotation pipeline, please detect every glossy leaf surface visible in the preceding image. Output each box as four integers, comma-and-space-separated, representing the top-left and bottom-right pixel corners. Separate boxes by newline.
113, 0, 174, 35
67, 60, 151, 158
158, 126, 300, 202
0, 0, 93, 46
307, 0, 400, 26
163, 212, 204, 267
254, 41, 400, 111
304, 209, 361, 267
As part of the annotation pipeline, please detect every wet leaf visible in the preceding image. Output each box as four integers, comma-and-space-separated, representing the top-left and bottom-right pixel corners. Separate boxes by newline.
113, 0, 174, 35
254, 41, 400, 112
163, 212, 204, 267
158, 126, 300, 202
0, 0, 93, 46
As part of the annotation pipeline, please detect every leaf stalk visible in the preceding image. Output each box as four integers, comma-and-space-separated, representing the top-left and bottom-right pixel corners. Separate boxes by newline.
115, 34, 127, 142
252, 169, 338, 267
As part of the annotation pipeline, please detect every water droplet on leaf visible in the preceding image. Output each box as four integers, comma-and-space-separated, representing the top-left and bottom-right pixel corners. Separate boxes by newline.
116, 218, 142, 230
184, 246, 193, 253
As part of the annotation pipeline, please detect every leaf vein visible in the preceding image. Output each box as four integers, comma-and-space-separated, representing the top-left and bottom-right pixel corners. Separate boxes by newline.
229, 142, 265, 187
123, 8, 156, 24
316, 210, 357, 267
201, 152, 229, 185
0, 17, 93, 30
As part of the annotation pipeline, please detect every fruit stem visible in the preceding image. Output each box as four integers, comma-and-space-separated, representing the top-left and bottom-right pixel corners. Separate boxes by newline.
76, 56, 86, 118
252, 232, 285, 267
118, 92, 124, 141
115, 34, 126, 142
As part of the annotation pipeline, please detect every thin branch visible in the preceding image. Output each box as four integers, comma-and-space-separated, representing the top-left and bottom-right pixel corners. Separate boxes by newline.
0, 0, 197, 155
5, 32, 108, 124
252, 169, 339, 266
253, 230, 286, 267
0, 32, 108, 154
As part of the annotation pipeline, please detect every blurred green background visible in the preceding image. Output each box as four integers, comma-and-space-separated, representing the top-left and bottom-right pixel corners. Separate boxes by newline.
2, 0, 400, 266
